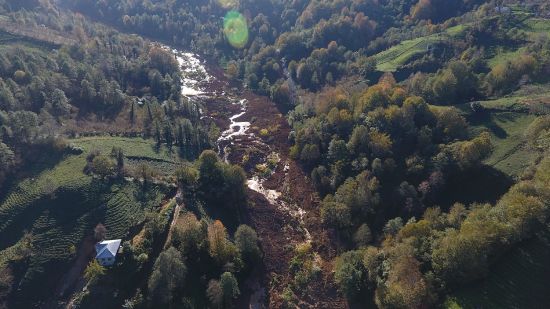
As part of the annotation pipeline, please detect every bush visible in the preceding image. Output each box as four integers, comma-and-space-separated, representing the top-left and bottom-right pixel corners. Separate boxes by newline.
334, 251, 366, 299
84, 260, 105, 284
147, 247, 187, 305
91, 155, 115, 178
235, 225, 262, 266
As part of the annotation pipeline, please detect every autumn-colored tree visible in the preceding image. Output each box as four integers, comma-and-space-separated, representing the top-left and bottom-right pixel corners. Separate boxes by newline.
207, 279, 223, 308
207, 220, 232, 264
84, 260, 105, 284
171, 213, 206, 255
226, 61, 239, 80
376, 251, 431, 308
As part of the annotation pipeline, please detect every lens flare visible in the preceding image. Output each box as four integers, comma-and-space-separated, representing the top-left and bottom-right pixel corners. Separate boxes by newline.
223, 11, 249, 49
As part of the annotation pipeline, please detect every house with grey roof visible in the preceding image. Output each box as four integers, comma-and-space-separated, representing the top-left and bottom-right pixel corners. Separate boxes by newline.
95, 239, 122, 266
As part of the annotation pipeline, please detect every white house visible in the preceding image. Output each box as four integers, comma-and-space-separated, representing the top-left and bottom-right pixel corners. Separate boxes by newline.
495, 6, 511, 15
95, 239, 122, 266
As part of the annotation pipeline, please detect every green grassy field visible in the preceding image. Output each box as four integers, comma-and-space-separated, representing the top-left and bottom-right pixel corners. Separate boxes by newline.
486, 16, 550, 67
373, 25, 466, 72
449, 84, 550, 178
0, 136, 174, 245
521, 17, 550, 37
472, 112, 537, 177
433, 102, 537, 199
374, 12, 549, 73
0, 136, 176, 245
71, 136, 180, 174
72, 136, 178, 161
451, 230, 550, 308
487, 47, 525, 68
0, 136, 172, 303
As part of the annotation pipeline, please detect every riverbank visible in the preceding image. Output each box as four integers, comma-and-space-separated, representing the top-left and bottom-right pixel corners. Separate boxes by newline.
176, 49, 346, 307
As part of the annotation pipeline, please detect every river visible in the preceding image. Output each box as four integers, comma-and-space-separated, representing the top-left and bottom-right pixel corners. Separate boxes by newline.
166, 46, 318, 307
166, 46, 310, 233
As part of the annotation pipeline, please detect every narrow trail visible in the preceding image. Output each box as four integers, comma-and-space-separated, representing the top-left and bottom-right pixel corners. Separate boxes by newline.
42, 236, 95, 309
163, 197, 181, 250
167, 48, 346, 308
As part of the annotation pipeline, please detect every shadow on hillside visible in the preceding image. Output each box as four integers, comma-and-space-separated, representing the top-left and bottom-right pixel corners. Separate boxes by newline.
0, 147, 68, 201
453, 229, 550, 308
466, 110, 508, 138
435, 165, 513, 209
4, 179, 111, 308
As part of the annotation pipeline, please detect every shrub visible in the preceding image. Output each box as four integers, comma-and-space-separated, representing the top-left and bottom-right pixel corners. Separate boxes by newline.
334, 251, 366, 299
84, 260, 105, 284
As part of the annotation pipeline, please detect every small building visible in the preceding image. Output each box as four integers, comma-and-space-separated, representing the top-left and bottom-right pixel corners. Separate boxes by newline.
495, 6, 511, 15
95, 239, 122, 266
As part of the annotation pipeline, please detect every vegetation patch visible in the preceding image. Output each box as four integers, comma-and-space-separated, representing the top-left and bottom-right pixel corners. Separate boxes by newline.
373, 25, 466, 72
71, 137, 178, 163
471, 112, 537, 177
452, 230, 550, 308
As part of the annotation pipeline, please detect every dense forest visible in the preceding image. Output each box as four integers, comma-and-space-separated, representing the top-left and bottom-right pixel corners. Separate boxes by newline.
0, 0, 549, 308
0, 1, 216, 190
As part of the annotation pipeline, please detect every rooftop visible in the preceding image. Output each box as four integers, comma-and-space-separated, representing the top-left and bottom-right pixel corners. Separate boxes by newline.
95, 239, 122, 259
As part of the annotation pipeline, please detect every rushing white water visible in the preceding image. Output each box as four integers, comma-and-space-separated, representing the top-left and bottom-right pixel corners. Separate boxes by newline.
247, 177, 282, 204
164, 47, 212, 98
247, 168, 312, 243
215, 99, 252, 162
219, 99, 251, 140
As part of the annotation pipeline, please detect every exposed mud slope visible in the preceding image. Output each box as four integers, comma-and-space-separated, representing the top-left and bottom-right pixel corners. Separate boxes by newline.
200, 62, 346, 308
244, 92, 345, 309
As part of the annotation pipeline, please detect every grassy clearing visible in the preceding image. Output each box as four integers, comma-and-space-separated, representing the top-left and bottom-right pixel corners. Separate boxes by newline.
471, 112, 537, 178
72, 136, 181, 174
522, 18, 550, 35
373, 25, 466, 72
486, 47, 525, 68
452, 84, 550, 177
479, 84, 550, 111
486, 15, 550, 67
71, 136, 178, 162
452, 230, 550, 308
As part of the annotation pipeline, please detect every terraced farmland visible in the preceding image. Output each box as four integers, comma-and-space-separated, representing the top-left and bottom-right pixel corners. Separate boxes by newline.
0, 136, 171, 305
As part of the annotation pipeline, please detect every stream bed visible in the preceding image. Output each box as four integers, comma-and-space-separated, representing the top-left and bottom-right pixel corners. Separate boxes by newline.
167, 45, 313, 307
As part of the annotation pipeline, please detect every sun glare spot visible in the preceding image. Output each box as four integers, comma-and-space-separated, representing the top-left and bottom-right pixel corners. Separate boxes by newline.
223, 11, 249, 49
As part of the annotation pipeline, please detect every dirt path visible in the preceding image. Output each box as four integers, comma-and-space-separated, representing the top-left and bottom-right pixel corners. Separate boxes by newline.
163, 197, 182, 250
43, 236, 95, 309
